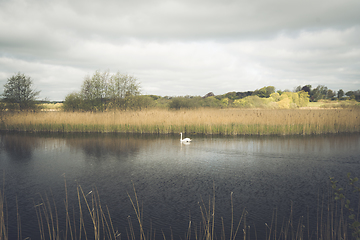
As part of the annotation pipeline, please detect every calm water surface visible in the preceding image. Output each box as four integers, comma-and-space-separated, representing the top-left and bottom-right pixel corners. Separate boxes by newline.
1, 132, 359, 239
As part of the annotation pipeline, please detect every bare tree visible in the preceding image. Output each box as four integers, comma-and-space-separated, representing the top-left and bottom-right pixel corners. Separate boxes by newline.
67, 70, 141, 111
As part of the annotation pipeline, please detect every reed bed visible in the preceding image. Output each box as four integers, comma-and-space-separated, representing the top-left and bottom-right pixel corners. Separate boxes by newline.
0, 180, 357, 240
0, 183, 7, 240
1, 108, 359, 135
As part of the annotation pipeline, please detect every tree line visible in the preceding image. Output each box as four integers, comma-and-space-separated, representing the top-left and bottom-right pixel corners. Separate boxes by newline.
219, 85, 360, 102
1, 71, 360, 111
63, 70, 144, 111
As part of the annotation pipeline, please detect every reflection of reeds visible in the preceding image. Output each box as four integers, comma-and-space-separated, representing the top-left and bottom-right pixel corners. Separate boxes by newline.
0, 180, 358, 240
1, 108, 360, 135
65, 136, 141, 157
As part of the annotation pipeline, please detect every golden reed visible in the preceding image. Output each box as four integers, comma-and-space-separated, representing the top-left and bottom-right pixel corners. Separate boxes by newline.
1, 108, 359, 135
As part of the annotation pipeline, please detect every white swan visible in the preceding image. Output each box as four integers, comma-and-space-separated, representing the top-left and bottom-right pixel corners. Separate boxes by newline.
180, 132, 192, 142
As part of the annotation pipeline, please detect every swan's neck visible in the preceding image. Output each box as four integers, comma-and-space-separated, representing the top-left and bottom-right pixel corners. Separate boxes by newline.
180, 133, 182, 141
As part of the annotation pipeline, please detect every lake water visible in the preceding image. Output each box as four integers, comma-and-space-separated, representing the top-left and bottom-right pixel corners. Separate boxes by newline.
1, 132, 360, 239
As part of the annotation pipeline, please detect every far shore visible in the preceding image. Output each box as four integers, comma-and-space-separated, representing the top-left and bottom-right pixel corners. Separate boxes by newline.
1, 107, 359, 135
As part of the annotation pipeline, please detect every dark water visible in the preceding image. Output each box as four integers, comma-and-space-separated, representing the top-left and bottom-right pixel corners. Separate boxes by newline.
0, 132, 359, 239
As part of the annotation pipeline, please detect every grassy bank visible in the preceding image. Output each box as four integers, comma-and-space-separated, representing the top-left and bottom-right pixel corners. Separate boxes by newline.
1, 108, 359, 135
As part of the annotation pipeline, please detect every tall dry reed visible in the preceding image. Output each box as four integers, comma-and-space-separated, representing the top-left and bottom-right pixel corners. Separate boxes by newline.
1, 108, 359, 135
0, 178, 357, 240
0, 180, 7, 240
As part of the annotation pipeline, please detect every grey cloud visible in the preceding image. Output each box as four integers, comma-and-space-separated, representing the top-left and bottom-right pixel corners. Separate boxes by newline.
1, 0, 359, 100
3, 0, 360, 42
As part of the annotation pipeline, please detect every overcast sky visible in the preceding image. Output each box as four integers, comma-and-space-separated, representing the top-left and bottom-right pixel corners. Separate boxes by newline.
1, 0, 359, 101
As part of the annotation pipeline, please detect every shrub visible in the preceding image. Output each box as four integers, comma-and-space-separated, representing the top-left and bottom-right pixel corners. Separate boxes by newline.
169, 97, 194, 109
63, 92, 83, 111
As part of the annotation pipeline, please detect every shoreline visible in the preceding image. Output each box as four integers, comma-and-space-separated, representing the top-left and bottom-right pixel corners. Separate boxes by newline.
1, 108, 359, 135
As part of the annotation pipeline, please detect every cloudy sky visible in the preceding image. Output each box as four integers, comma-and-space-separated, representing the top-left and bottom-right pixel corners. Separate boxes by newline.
1, 0, 359, 101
